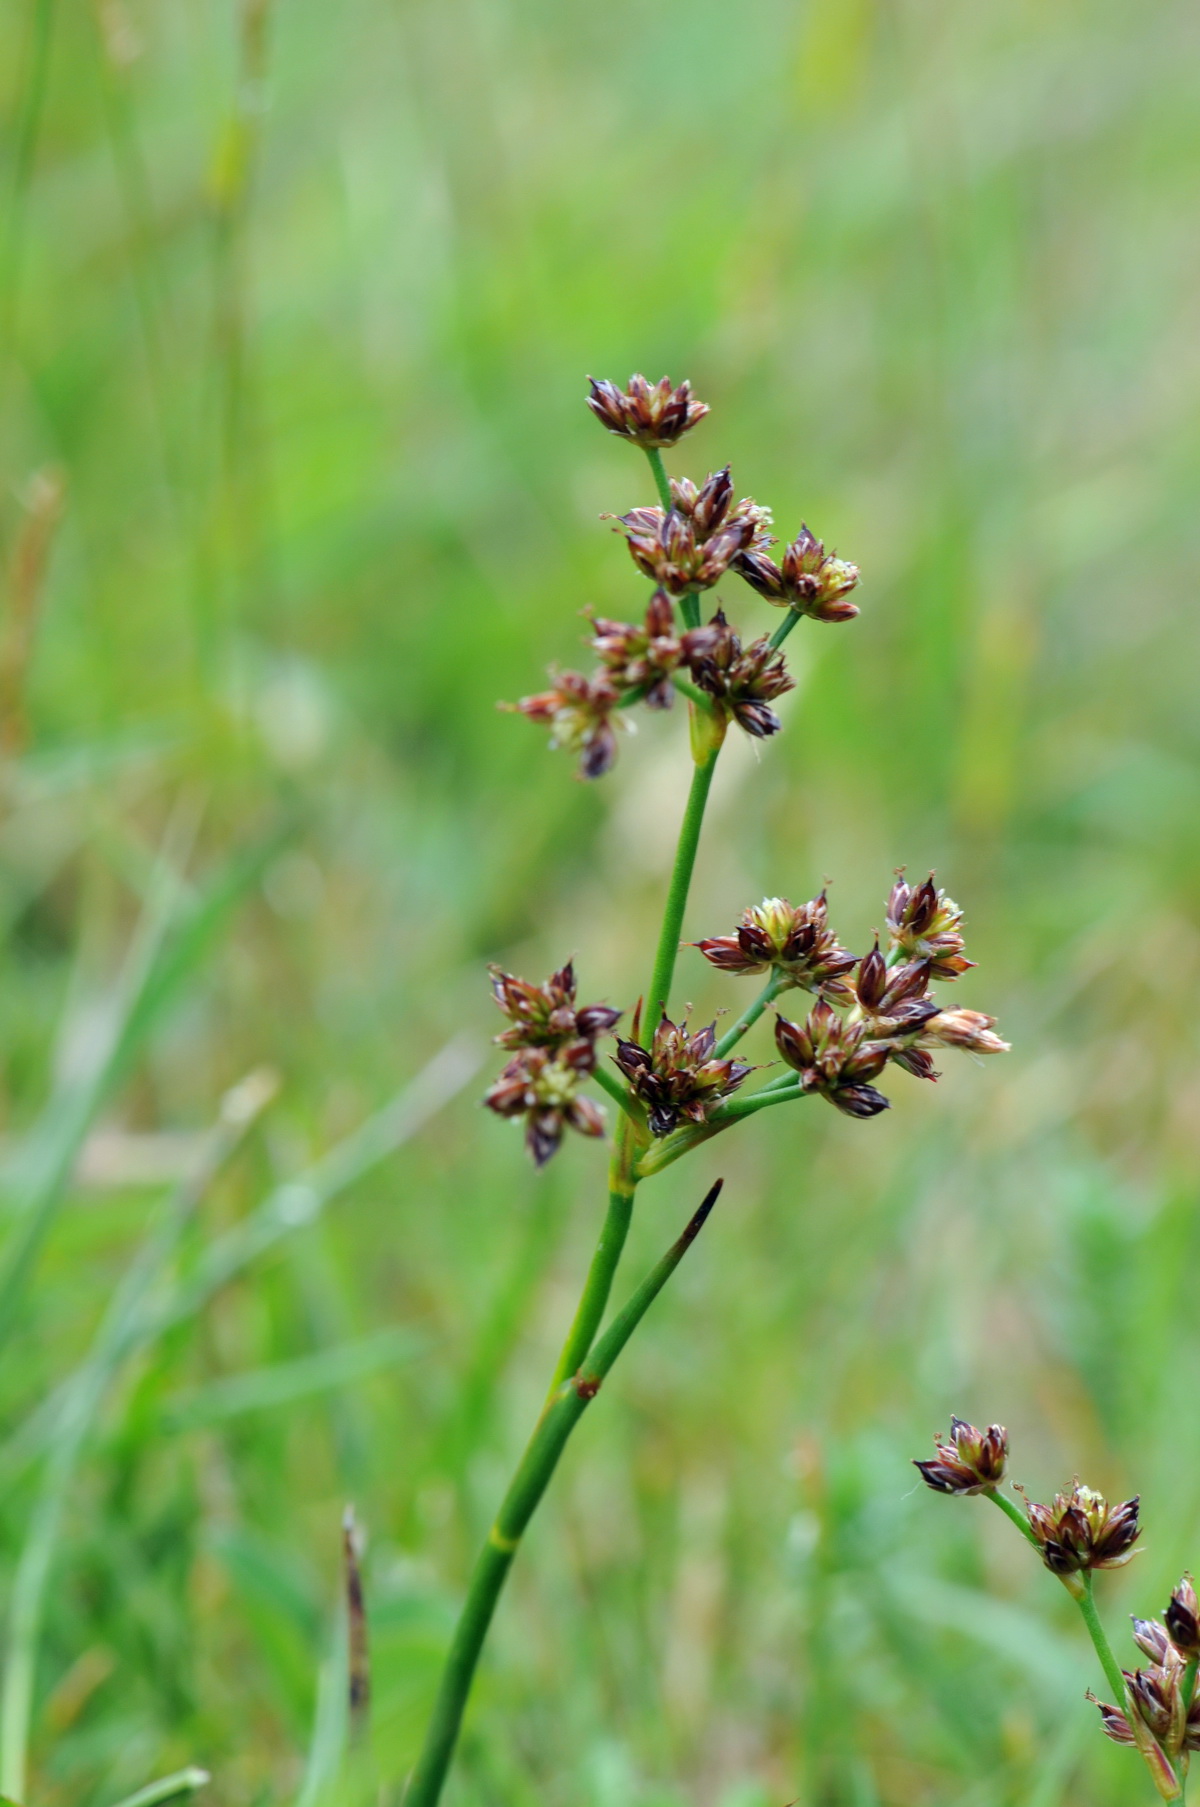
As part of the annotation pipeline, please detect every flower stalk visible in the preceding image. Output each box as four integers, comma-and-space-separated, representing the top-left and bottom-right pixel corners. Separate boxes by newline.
407, 372, 1008, 1804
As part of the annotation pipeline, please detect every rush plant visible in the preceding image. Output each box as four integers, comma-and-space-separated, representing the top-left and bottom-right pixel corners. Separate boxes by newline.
916, 1419, 1200, 1803
404, 375, 1010, 1804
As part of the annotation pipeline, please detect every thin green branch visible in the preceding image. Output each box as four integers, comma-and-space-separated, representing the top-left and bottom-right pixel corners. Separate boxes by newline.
983, 1486, 1040, 1547
644, 446, 673, 512
714, 972, 787, 1058
769, 608, 803, 651
670, 670, 714, 712
1076, 1574, 1127, 1708
547, 1131, 637, 1394
635, 1080, 807, 1179
404, 1180, 723, 1807
644, 749, 719, 1023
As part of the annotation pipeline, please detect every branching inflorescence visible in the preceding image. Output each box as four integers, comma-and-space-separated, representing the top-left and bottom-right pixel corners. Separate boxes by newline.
916, 1418, 1199, 1802
405, 375, 1010, 1807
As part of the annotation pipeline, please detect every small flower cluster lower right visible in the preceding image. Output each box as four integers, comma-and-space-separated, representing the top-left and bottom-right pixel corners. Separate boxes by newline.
916, 1416, 1200, 1800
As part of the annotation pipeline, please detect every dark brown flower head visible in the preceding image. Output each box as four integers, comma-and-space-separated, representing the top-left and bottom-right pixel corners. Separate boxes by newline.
503, 668, 623, 779
490, 960, 621, 1054
484, 1044, 606, 1167
1089, 1692, 1137, 1746
586, 374, 709, 449
694, 893, 857, 999
774, 999, 890, 1117
1026, 1483, 1141, 1579
615, 505, 756, 596
682, 608, 795, 738
735, 525, 860, 622
913, 1416, 1008, 1495
614, 1013, 751, 1138
886, 871, 974, 979
588, 590, 682, 708
1166, 1576, 1200, 1659
668, 468, 775, 552
852, 943, 940, 1038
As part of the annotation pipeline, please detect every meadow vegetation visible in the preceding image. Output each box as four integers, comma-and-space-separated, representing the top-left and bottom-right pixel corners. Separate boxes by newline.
2, 0, 1199, 1802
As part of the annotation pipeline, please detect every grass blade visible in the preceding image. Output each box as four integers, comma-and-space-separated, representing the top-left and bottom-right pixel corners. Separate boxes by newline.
106, 1768, 211, 1807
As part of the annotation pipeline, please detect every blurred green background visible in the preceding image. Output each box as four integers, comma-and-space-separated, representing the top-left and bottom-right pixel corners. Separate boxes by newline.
2, 0, 1200, 1801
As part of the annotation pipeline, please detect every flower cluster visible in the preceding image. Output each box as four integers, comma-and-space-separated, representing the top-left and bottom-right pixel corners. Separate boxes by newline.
615, 1014, 751, 1138
501, 670, 623, 781
913, 1417, 1008, 1495
683, 609, 795, 738
887, 871, 973, 978
484, 962, 621, 1166
913, 1421, 1200, 1799
1025, 1482, 1141, 1577
504, 375, 861, 778
693, 872, 1006, 1118
735, 524, 860, 622
1089, 1579, 1200, 1788
775, 1000, 890, 1118
586, 373, 709, 449
614, 464, 774, 595
694, 892, 856, 999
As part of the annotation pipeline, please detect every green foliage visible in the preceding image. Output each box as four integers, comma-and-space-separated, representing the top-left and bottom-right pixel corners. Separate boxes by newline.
2, 0, 1199, 1801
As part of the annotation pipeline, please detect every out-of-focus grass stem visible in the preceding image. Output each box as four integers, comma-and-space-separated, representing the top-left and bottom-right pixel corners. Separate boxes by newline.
107, 1768, 211, 1807
0, 0, 55, 394
0, 1072, 276, 1802
207, 0, 275, 682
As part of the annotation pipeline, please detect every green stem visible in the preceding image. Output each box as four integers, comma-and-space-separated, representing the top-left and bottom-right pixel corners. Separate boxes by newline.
635, 1081, 808, 1179
670, 670, 714, 712
404, 1180, 723, 1807
983, 1486, 1040, 1548
714, 973, 787, 1059
548, 1125, 638, 1394
769, 609, 803, 651
1183, 1656, 1199, 1711
644, 749, 719, 1023
1074, 1576, 1182, 1800
644, 446, 673, 512
1076, 1574, 1128, 1710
